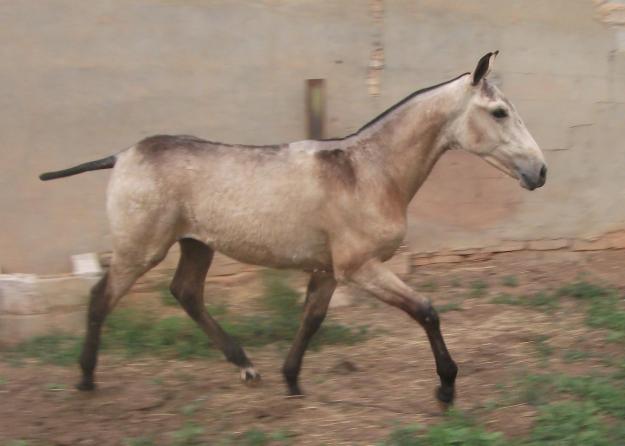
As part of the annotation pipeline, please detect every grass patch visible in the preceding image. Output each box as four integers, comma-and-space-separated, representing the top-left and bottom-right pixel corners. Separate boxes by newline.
3, 272, 368, 364
501, 275, 519, 288
124, 437, 155, 446
382, 410, 505, 446
159, 282, 178, 307
3, 333, 82, 366
490, 292, 517, 305
217, 429, 295, 446
418, 279, 439, 293
468, 280, 489, 298
516, 372, 625, 418
562, 349, 592, 363
531, 335, 553, 363
556, 280, 611, 300
490, 291, 559, 311
170, 421, 204, 446
383, 383, 625, 445
524, 291, 559, 310
530, 401, 617, 446
557, 280, 625, 342
436, 302, 462, 313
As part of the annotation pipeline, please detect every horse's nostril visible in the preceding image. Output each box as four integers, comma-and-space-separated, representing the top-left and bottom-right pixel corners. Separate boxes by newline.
539, 165, 547, 180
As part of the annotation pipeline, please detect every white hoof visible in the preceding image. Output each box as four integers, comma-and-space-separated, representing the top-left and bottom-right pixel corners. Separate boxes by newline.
240, 367, 261, 385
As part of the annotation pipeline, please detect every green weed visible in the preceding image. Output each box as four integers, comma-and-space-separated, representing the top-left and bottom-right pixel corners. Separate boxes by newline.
490, 292, 517, 305
501, 275, 519, 288
382, 410, 505, 446
418, 279, 439, 293
437, 302, 462, 313
562, 349, 591, 363
469, 280, 489, 298
449, 277, 462, 288
490, 291, 559, 311
531, 335, 553, 363
5, 441, 29, 446
557, 280, 625, 342
170, 421, 205, 446
159, 282, 178, 307
4, 333, 81, 366
530, 401, 614, 446
124, 437, 155, 446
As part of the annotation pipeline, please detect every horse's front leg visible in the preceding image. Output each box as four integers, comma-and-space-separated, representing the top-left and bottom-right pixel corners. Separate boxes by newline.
338, 258, 458, 405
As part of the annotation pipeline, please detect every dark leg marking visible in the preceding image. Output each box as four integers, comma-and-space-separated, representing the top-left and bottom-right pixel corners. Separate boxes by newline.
77, 273, 110, 391
345, 261, 457, 406
282, 272, 337, 396
410, 303, 458, 404
170, 238, 258, 383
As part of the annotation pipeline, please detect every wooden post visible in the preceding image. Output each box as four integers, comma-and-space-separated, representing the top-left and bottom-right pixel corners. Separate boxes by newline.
306, 79, 325, 140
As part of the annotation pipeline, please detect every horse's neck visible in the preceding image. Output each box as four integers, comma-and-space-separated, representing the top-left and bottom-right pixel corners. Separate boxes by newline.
353, 80, 466, 204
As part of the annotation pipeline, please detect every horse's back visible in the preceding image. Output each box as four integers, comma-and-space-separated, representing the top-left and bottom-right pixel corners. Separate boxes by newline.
107, 136, 334, 269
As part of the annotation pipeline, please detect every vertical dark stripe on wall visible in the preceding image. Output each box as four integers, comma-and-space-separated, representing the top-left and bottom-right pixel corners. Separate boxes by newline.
306, 79, 326, 140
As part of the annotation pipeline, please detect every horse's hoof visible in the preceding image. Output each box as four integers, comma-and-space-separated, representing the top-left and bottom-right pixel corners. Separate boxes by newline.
240, 367, 261, 386
436, 385, 455, 407
76, 380, 95, 391
286, 385, 304, 397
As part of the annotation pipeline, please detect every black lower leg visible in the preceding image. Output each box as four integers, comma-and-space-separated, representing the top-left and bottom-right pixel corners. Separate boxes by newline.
172, 239, 255, 372
414, 304, 458, 404
77, 274, 110, 391
283, 313, 325, 395
176, 290, 254, 367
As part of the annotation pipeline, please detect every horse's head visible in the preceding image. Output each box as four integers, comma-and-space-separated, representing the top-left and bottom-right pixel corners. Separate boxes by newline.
452, 52, 547, 190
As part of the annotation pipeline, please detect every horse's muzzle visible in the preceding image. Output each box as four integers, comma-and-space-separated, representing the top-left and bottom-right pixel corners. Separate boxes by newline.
520, 164, 547, 191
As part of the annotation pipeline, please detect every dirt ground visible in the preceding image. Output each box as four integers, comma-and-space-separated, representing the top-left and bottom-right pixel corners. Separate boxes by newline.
1, 249, 625, 445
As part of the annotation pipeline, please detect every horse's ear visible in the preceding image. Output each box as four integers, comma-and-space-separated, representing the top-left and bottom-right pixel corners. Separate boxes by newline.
472, 51, 498, 85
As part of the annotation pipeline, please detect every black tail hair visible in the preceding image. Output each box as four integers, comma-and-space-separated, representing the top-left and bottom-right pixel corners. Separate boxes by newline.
39, 155, 116, 181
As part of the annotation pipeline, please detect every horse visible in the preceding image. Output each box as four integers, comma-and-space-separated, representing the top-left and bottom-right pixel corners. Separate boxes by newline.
40, 51, 546, 405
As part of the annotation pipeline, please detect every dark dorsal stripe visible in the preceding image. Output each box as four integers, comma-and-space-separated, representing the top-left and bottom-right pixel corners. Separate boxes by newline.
320, 72, 470, 142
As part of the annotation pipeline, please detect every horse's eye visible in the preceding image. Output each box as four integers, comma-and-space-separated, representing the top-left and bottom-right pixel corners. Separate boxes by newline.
491, 108, 508, 119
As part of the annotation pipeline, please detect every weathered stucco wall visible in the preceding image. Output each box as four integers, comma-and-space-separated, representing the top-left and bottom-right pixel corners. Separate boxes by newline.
1, 0, 625, 274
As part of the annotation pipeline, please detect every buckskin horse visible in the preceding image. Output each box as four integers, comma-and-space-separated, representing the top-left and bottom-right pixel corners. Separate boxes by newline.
40, 52, 547, 405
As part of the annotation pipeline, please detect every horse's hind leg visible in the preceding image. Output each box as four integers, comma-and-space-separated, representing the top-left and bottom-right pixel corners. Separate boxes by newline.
282, 272, 336, 396
78, 257, 157, 391
170, 238, 259, 383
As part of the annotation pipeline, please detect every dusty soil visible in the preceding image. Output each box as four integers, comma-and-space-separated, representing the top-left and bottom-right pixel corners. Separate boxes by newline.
1, 249, 624, 445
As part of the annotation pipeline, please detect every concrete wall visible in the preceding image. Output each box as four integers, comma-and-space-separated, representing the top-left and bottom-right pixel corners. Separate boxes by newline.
1, 0, 625, 274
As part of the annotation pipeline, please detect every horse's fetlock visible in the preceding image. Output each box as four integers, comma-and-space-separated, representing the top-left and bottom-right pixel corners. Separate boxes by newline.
438, 360, 458, 384
223, 344, 249, 367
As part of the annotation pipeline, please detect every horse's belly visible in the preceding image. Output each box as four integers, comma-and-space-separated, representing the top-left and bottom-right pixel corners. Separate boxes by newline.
193, 224, 332, 271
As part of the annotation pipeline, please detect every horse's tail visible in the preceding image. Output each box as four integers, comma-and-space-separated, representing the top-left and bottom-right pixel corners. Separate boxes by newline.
39, 155, 117, 181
